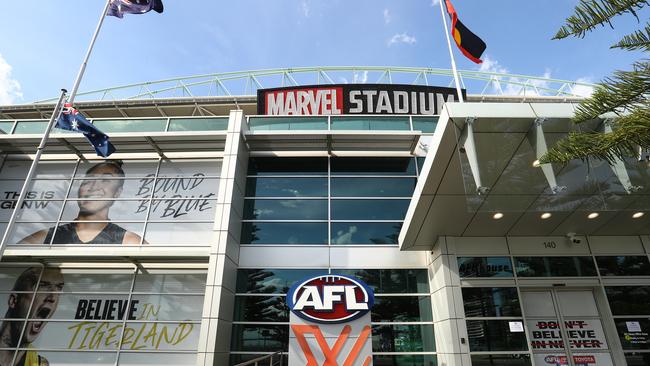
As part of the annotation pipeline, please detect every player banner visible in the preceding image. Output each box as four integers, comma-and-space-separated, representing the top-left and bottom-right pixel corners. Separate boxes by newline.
0, 159, 221, 246
0, 265, 205, 365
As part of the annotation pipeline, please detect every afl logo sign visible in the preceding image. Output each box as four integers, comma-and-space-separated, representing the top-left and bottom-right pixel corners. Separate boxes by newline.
287, 275, 374, 324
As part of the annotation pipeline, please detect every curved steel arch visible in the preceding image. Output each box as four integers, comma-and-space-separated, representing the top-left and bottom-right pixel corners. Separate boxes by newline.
35, 66, 596, 103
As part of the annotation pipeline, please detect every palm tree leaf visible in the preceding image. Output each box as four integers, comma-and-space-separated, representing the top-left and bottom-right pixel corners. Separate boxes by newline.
612, 22, 650, 50
554, 0, 649, 39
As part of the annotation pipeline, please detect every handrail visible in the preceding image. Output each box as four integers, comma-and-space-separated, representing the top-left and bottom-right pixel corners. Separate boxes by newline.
234, 351, 284, 366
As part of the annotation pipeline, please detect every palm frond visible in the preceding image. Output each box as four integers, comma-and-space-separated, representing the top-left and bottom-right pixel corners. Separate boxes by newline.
612, 22, 650, 50
572, 60, 650, 122
554, 0, 649, 39
540, 106, 650, 164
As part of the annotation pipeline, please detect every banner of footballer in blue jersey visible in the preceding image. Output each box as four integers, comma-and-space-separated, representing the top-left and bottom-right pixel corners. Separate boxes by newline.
0, 159, 220, 245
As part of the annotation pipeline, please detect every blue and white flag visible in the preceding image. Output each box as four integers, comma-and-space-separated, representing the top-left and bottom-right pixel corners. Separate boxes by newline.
57, 104, 116, 157
107, 0, 164, 18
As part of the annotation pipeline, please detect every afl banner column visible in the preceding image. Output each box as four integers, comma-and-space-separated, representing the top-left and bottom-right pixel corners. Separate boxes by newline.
287, 275, 375, 366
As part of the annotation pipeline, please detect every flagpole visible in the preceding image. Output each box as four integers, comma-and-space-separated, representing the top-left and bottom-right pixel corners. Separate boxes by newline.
70, 0, 112, 104
0, 0, 111, 259
438, 0, 465, 103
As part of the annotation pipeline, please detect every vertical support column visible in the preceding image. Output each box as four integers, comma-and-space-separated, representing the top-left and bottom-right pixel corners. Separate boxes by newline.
460, 117, 489, 195
603, 120, 643, 193
196, 110, 249, 366
428, 237, 470, 366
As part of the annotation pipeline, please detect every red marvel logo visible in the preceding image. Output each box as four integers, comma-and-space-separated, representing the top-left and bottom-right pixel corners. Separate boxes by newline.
287, 275, 374, 324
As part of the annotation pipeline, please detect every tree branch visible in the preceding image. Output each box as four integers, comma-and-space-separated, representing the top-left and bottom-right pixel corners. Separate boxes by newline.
554, 0, 649, 39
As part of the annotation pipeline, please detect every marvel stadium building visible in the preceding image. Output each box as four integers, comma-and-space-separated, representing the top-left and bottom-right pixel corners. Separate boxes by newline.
0, 67, 648, 366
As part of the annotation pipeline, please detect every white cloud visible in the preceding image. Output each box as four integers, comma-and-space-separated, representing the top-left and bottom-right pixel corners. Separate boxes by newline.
353, 71, 368, 83
431, 0, 441, 6
0, 53, 23, 105
301, 0, 310, 17
383, 9, 391, 24
571, 77, 595, 97
477, 55, 556, 96
387, 33, 417, 46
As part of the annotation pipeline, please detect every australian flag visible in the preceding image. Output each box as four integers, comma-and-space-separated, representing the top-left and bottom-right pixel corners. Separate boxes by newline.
57, 104, 116, 157
107, 0, 164, 18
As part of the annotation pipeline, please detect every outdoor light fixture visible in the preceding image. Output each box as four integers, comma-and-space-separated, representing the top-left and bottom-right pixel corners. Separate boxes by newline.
632, 212, 645, 219
541, 213, 552, 219
587, 212, 600, 219
493, 212, 504, 220
532, 160, 541, 167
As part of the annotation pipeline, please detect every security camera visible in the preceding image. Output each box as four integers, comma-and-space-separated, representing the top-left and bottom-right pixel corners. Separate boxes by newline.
566, 232, 581, 244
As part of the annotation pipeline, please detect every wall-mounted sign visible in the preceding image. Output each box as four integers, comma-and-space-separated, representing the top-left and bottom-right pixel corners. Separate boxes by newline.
257, 84, 464, 116
287, 275, 374, 324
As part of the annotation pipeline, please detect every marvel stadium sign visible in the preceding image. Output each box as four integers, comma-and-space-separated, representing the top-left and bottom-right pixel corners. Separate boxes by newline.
287, 275, 374, 324
257, 84, 464, 116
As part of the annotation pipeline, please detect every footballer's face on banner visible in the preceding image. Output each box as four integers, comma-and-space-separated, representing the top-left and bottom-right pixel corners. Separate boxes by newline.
9, 268, 64, 344
77, 164, 124, 215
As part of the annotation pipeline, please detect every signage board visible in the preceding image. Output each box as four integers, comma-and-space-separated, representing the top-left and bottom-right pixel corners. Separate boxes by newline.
257, 84, 464, 116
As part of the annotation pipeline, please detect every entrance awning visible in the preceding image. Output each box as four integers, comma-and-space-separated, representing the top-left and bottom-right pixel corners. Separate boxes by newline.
399, 102, 650, 251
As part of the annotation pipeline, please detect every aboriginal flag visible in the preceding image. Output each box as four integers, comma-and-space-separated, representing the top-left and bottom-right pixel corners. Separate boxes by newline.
107, 0, 164, 18
445, 0, 486, 64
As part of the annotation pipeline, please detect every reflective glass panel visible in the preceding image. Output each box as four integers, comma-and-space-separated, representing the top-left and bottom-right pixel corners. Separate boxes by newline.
0, 121, 13, 134
331, 200, 410, 220
243, 199, 327, 220
372, 324, 435, 352
246, 178, 327, 197
230, 324, 289, 352
330, 117, 410, 131
372, 296, 432, 322
331, 178, 416, 197
605, 286, 650, 315
247, 158, 328, 175
14, 120, 47, 134
466, 320, 528, 351
457, 257, 514, 278
248, 117, 328, 130
331, 269, 429, 294
236, 269, 326, 294
614, 319, 650, 350
462, 287, 521, 317
625, 353, 650, 366
412, 117, 439, 133
373, 354, 437, 366
234, 296, 288, 322
331, 222, 402, 245
515, 257, 597, 277
330, 158, 416, 175
168, 117, 228, 131
596, 256, 650, 276
470, 355, 531, 366
241, 222, 328, 245
92, 119, 166, 133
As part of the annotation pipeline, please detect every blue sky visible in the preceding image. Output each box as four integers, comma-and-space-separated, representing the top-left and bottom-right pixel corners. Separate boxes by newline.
0, 0, 647, 104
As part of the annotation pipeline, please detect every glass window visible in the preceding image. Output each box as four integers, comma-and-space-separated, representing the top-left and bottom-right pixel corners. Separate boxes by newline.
466, 320, 528, 352
416, 157, 426, 175
0, 121, 14, 134
614, 319, 650, 350
372, 324, 435, 352
331, 178, 416, 197
514, 257, 597, 277
168, 117, 228, 131
331, 269, 429, 294
596, 256, 650, 276
246, 177, 327, 197
13, 120, 47, 134
236, 269, 325, 294
248, 117, 328, 130
247, 157, 328, 175
330, 158, 416, 175
234, 296, 288, 322
372, 296, 432, 322
606, 286, 650, 315
462, 287, 521, 317
373, 354, 437, 366
470, 355, 531, 366
331, 222, 402, 245
230, 324, 289, 352
243, 199, 327, 220
92, 119, 167, 133
330, 116, 410, 131
625, 353, 650, 366
457, 257, 513, 278
331, 199, 410, 220
412, 117, 439, 133
241, 222, 328, 245
230, 354, 288, 366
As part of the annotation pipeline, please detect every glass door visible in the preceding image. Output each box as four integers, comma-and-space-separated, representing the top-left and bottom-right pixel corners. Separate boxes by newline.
522, 289, 614, 366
